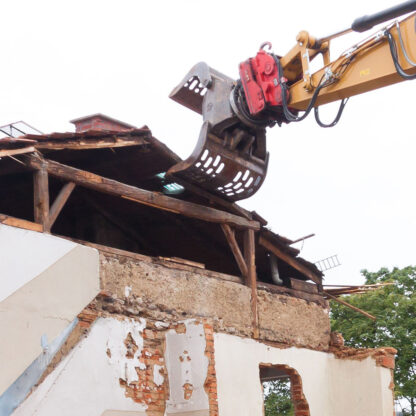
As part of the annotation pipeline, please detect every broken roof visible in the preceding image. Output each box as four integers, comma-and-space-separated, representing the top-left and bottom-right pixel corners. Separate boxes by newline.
0, 122, 322, 286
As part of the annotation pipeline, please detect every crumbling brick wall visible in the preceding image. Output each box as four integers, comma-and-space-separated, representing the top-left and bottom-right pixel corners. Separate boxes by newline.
92, 291, 219, 416
99, 250, 331, 350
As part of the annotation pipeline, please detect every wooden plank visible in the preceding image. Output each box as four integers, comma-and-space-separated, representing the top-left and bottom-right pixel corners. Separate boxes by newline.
259, 235, 321, 285
0, 214, 43, 232
290, 278, 318, 294
158, 256, 205, 269
45, 182, 76, 232
244, 229, 259, 339
35, 137, 147, 150
24, 155, 260, 230
325, 292, 376, 321
33, 165, 49, 227
0, 146, 35, 157
221, 224, 248, 278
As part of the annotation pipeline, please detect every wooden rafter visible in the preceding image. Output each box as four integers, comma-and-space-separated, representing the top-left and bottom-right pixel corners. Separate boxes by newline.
34, 137, 147, 150
0, 146, 36, 157
23, 155, 260, 230
45, 182, 76, 232
325, 291, 376, 321
174, 177, 253, 220
259, 235, 321, 285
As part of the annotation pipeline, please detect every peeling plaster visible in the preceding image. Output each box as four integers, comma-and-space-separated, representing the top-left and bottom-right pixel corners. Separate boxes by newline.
155, 321, 170, 329
106, 317, 146, 384
12, 318, 148, 416
153, 365, 164, 386
165, 321, 209, 414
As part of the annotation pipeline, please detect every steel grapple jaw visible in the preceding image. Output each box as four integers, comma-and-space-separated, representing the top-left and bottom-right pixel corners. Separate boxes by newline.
167, 62, 269, 202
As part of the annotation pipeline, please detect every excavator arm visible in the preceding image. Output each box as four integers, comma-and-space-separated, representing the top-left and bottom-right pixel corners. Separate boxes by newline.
168, 1, 416, 201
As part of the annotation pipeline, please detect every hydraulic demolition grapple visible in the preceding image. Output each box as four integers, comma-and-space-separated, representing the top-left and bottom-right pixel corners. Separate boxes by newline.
168, 0, 416, 201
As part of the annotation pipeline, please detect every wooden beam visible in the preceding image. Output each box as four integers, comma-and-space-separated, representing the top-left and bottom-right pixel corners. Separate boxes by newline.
33, 164, 49, 227
325, 292, 376, 321
45, 182, 76, 232
0, 146, 35, 157
34, 137, 147, 150
24, 155, 260, 230
289, 278, 318, 294
221, 224, 248, 278
172, 176, 253, 220
0, 214, 43, 232
244, 229, 259, 339
259, 235, 321, 285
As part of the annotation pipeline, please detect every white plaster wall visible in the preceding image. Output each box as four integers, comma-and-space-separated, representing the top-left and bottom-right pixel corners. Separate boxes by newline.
214, 333, 394, 416
0, 227, 100, 395
165, 321, 209, 414
12, 317, 148, 416
0, 224, 77, 302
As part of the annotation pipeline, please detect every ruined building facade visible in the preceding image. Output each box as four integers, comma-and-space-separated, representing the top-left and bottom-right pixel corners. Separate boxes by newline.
0, 115, 396, 415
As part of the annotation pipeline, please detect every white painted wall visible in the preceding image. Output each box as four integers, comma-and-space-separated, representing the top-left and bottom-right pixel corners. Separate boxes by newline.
12, 318, 148, 416
0, 226, 100, 395
0, 224, 77, 302
214, 333, 394, 416
165, 321, 209, 415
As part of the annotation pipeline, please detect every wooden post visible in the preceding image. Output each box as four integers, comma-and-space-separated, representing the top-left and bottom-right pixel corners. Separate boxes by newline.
221, 224, 248, 278
33, 165, 49, 228
244, 229, 259, 339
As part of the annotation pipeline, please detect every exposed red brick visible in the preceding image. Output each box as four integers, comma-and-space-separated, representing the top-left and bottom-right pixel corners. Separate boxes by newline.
203, 322, 219, 416
183, 383, 194, 400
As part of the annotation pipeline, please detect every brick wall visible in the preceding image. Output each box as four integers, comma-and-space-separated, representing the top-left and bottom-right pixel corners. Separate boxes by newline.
204, 323, 219, 416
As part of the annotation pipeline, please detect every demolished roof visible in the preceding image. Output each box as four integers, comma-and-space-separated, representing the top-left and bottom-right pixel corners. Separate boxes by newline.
0, 123, 323, 288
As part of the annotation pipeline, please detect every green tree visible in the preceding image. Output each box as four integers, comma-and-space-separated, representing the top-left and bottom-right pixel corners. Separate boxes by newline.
330, 266, 416, 415
263, 378, 294, 416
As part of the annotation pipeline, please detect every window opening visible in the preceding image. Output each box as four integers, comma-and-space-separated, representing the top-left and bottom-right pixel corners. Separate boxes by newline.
260, 364, 310, 416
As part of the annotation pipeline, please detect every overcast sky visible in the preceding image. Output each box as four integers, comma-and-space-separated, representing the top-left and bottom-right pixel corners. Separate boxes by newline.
1, 0, 415, 286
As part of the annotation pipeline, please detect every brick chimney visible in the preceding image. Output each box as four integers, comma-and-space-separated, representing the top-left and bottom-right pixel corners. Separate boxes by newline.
70, 113, 137, 133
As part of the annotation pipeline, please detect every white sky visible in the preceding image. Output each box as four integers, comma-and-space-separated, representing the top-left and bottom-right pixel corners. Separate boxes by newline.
0, 0, 414, 286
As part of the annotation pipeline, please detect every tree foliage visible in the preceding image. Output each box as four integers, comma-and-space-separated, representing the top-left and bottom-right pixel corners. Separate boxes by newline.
263, 378, 294, 416
330, 266, 416, 415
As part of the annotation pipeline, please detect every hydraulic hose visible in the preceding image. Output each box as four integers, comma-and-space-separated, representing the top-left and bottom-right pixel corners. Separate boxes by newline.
386, 30, 416, 80
273, 55, 327, 123
314, 98, 349, 128
274, 54, 349, 126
